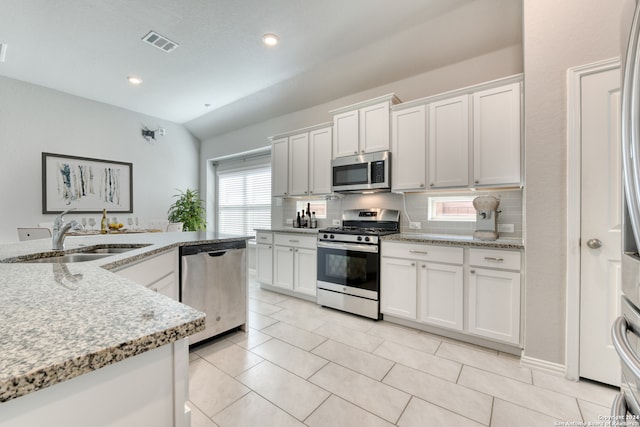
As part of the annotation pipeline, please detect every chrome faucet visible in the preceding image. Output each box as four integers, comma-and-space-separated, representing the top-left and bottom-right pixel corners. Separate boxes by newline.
52, 208, 83, 250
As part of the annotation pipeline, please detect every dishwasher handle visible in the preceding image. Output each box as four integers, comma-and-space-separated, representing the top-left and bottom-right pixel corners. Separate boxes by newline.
207, 250, 229, 257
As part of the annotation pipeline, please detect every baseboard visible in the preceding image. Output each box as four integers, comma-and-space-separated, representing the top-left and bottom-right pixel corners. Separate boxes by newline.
520, 355, 566, 377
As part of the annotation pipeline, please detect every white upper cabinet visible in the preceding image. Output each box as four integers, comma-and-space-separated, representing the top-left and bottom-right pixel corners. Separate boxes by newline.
270, 123, 333, 197
391, 105, 427, 192
428, 95, 469, 188
271, 137, 289, 197
331, 94, 400, 158
390, 75, 522, 193
288, 132, 310, 196
308, 126, 333, 195
472, 82, 522, 187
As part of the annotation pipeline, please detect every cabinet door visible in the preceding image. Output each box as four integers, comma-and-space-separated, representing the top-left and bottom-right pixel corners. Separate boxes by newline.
333, 110, 359, 158
272, 137, 289, 196
472, 82, 521, 187
309, 126, 333, 195
418, 263, 463, 331
428, 95, 469, 188
391, 105, 427, 191
360, 101, 391, 154
468, 267, 521, 344
294, 247, 317, 296
380, 257, 417, 320
273, 245, 294, 290
288, 133, 310, 196
256, 243, 273, 285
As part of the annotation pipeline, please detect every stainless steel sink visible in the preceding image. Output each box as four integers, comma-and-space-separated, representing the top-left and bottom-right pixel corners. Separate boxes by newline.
78, 246, 146, 254
12, 244, 151, 263
22, 253, 113, 263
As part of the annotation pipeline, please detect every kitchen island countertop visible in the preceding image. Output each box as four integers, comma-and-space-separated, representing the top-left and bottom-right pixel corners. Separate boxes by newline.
0, 231, 249, 403
383, 233, 524, 249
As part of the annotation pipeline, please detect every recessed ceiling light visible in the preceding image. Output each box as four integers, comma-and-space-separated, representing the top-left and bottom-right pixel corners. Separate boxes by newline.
127, 76, 143, 85
262, 34, 279, 46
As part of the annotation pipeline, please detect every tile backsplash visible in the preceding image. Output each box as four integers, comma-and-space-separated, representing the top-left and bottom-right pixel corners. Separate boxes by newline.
276, 188, 523, 238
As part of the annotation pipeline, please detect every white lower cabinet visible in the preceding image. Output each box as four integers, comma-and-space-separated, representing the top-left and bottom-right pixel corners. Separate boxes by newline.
418, 262, 464, 330
380, 257, 418, 320
113, 248, 179, 301
381, 242, 463, 330
255, 231, 273, 285
381, 242, 522, 347
272, 233, 317, 297
467, 248, 521, 345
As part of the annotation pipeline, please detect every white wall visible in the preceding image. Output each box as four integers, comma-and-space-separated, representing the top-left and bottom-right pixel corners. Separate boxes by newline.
0, 76, 200, 243
523, 0, 626, 365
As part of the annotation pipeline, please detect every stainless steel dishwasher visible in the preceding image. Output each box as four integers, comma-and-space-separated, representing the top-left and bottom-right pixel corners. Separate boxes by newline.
180, 240, 247, 345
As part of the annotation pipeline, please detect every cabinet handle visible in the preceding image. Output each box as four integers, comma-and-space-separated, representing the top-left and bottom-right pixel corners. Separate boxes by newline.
474, 180, 479, 184
268, 245, 272, 249
289, 239, 299, 243
259, 236, 267, 240
420, 183, 425, 187
295, 248, 298, 252
470, 269, 476, 274
421, 264, 426, 268
354, 151, 358, 154
310, 191, 313, 194
484, 257, 504, 262
430, 183, 434, 187
289, 248, 293, 252
411, 262, 415, 267
409, 250, 428, 255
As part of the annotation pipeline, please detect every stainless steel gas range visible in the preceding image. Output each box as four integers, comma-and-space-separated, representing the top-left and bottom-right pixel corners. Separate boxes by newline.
316, 208, 400, 320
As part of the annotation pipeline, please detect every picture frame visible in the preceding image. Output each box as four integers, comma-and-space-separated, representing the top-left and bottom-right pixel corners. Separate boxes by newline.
42, 152, 133, 214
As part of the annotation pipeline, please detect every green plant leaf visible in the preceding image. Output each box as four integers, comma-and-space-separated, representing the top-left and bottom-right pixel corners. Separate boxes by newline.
167, 188, 206, 231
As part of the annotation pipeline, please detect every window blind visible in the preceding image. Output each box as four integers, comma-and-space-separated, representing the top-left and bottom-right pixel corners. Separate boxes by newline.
217, 165, 271, 236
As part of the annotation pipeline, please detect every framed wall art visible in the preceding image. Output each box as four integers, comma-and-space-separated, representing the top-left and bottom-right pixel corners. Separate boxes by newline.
42, 152, 133, 214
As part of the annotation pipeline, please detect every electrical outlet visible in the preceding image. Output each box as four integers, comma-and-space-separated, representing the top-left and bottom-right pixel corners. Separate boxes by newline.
285, 218, 293, 225
332, 219, 341, 226
498, 223, 514, 233
409, 221, 421, 230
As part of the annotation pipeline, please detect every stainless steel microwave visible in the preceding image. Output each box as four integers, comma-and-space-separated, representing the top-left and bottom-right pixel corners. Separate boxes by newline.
331, 151, 391, 193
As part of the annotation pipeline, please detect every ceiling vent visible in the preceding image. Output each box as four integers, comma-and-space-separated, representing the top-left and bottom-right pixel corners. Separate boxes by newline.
142, 31, 179, 53
0, 44, 7, 62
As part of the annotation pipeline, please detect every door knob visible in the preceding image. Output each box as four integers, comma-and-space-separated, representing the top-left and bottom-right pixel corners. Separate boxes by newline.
586, 238, 602, 249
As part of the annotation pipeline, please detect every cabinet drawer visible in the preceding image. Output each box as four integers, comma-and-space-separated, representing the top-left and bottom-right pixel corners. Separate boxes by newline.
115, 249, 176, 286
382, 242, 463, 264
468, 248, 521, 270
256, 231, 273, 244
274, 233, 317, 250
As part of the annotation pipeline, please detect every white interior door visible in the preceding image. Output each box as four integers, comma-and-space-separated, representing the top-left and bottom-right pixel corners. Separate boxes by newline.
579, 66, 621, 386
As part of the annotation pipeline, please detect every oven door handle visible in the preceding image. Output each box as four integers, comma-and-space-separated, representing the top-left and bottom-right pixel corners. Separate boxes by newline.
317, 241, 379, 253
612, 315, 640, 381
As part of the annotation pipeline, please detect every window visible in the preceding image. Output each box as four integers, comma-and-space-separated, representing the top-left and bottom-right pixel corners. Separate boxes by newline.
428, 196, 476, 222
295, 200, 327, 219
217, 164, 271, 236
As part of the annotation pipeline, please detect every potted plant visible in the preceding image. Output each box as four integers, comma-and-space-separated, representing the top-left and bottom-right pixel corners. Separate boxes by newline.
167, 188, 206, 231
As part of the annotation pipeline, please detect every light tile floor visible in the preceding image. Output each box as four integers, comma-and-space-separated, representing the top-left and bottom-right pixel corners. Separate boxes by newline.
187, 275, 619, 426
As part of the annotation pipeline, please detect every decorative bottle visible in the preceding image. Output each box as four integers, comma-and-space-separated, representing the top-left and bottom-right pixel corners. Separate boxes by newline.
295, 212, 301, 228
100, 209, 108, 234
311, 212, 317, 229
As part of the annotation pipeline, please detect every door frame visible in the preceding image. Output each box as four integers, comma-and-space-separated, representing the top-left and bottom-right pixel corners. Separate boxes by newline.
566, 57, 620, 381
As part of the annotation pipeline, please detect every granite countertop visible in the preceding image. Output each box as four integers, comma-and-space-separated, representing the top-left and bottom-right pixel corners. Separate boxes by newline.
0, 231, 250, 403
383, 233, 524, 249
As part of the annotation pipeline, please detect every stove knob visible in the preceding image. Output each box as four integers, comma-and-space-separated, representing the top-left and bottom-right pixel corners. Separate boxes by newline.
330, 234, 335, 239
323, 234, 328, 239
365, 236, 370, 242
357, 236, 362, 241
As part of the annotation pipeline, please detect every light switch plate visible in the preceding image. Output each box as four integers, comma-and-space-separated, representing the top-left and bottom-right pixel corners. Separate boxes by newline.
409, 222, 421, 229
332, 219, 341, 226
498, 223, 514, 233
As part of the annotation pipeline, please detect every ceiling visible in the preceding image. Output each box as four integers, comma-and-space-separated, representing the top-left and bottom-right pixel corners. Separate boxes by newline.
0, 0, 522, 141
